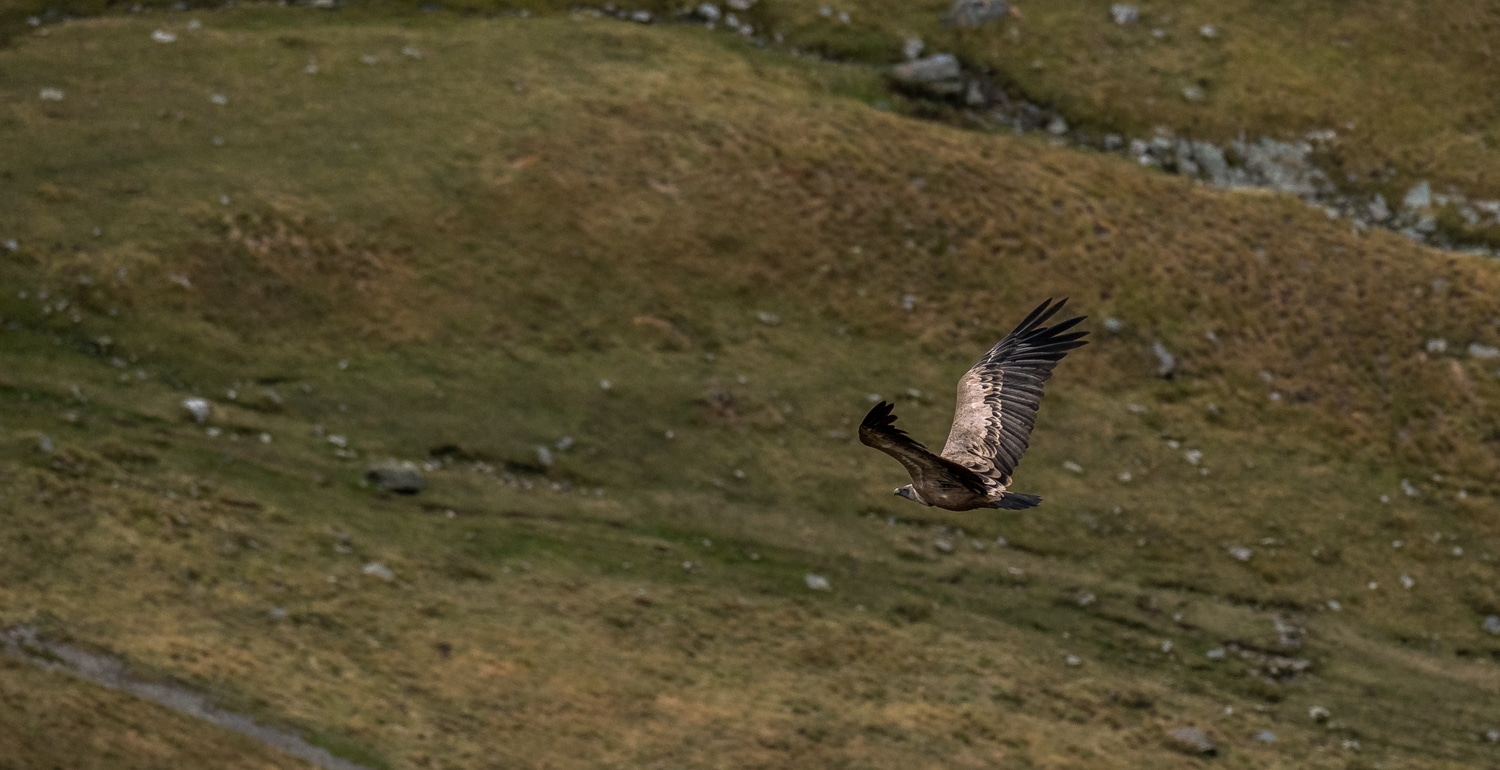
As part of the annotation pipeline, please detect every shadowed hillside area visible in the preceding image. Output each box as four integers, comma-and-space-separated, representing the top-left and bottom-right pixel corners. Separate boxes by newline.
1, 4, 1498, 769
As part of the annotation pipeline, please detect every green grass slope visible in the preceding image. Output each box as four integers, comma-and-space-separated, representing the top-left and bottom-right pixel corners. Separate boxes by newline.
0, 655, 326, 770
1, 8, 1499, 769
10, 0, 1498, 207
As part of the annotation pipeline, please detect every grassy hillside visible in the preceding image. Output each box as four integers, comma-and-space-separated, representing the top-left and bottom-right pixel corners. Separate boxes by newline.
8, 0, 1499, 208
2, 7, 1499, 769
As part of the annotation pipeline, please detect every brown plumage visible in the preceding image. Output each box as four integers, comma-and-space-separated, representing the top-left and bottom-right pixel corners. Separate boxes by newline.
859, 298, 1087, 511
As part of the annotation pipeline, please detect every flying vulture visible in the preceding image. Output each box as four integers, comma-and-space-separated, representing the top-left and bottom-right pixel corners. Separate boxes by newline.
859, 298, 1087, 511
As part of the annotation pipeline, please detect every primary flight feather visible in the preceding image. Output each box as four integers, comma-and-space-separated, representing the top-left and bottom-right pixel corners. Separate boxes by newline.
859, 298, 1087, 511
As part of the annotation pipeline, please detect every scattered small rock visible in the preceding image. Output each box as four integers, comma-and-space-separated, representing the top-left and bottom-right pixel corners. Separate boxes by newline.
1062, 460, 1084, 473
1273, 616, 1304, 650
1403, 181, 1432, 210
1166, 726, 1216, 756
1228, 545, 1252, 561
933, 538, 955, 553
1181, 85, 1205, 102
1482, 615, 1500, 635
361, 562, 395, 582
1224, 639, 1308, 675
1309, 705, 1331, 723
1254, 730, 1277, 743
946, 0, 1010, 28
1469, 343, 1500, 359
1151, 341, 1176, 377
805, 573, 831, 591
364, 460, 426, 494
890, 54, 965, 97
1109, 4, 1138, 24
1198, 24, 1218, 38
181, 397, 212, 423
39, 87, 64, 101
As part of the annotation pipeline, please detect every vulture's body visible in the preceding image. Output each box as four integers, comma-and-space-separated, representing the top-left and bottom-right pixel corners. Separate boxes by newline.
859, 298, 1087, 511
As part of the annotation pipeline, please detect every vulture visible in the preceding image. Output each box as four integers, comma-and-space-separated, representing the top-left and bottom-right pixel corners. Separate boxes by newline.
859, 298, 1087, 511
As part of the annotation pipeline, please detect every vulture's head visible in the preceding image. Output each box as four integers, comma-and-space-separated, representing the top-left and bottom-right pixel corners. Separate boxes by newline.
894, 485, 930, 506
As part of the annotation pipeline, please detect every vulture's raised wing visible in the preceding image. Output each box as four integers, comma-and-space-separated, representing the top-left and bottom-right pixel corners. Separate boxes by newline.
939, 298, 1088, 486
859, 400, 988, 494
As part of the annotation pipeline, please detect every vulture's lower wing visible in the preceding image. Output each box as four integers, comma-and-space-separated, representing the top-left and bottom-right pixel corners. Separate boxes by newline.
859, 401, 988, 494
940, 298, 1088, 484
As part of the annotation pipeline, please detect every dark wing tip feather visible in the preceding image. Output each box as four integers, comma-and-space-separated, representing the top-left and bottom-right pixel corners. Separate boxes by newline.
1007, 299, 1089, 340
860, 400, 925, 448
990, 492, 1042, 510
1008, 297, 1062, 337
1017, 300, 1089, 350
860, 400, 899, 432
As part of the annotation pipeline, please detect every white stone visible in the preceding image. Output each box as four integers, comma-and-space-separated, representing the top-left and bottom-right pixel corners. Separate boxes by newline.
181, 397, 212, 423
1109, 4, 1138, 24
362, 562, 395, 581
1403, 181, 1433, 209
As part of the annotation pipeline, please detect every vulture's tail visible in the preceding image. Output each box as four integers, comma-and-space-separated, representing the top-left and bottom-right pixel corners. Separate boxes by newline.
990, 492, 1042, 510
